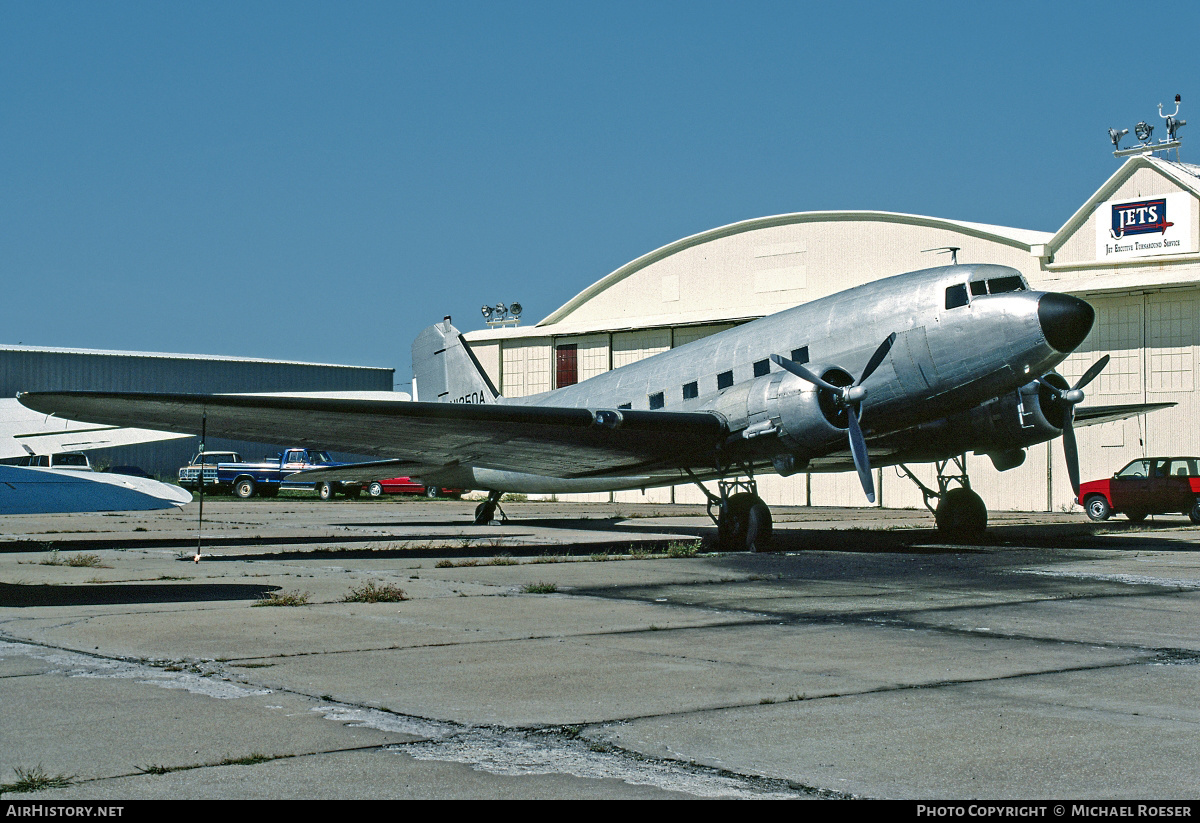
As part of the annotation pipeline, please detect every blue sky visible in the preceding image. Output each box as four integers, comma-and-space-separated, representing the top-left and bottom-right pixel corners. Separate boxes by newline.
2, 1, 1197, 388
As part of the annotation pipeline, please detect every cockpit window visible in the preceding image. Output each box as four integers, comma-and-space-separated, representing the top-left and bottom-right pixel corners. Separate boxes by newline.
945, 283, 969, 309
987, 275, 1025, 293
964, 275, 1028, 299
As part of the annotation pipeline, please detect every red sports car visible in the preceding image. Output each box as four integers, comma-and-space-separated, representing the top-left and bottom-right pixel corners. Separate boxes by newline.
365, 477, 463, 499
1078, 457, 1200, 523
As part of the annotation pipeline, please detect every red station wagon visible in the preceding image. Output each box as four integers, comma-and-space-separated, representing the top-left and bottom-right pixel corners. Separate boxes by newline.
1078, 457, 1200, 523
365, 477, 463, 499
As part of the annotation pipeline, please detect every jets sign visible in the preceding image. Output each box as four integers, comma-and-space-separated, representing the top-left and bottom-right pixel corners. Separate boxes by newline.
1096, 192, 1196, 261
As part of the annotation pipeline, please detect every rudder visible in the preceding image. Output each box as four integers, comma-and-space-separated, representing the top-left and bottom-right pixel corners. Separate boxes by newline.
411, 316, 501, 404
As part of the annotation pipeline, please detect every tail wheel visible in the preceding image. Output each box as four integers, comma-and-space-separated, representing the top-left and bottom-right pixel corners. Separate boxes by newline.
1084, 495, 1111, 522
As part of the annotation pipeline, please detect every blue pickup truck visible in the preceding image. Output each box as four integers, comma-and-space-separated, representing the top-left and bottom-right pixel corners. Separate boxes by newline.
217, 448, 361, 499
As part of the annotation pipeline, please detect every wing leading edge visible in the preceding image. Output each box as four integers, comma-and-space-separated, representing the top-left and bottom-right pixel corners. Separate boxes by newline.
16, 392, 728, 480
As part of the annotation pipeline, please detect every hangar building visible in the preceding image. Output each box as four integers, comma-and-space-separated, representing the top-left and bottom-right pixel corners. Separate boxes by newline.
0, 346, 394, 477
463, 155, 1200, 513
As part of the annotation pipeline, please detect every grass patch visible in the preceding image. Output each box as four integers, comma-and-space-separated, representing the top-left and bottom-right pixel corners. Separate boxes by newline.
521, 581, 558, 594
135, 764, 174, 775
253, 589, 311, 607
39, 551, 108, 568
489, 553, 518, 566
667, 539, 702, 558
531, 553, 566, 564
343, 581, 409, 603
219, 753, 275, 766
1, 765, 74, 794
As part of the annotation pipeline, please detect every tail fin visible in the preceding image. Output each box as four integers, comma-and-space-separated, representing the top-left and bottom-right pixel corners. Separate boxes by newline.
411, 317, 501, 404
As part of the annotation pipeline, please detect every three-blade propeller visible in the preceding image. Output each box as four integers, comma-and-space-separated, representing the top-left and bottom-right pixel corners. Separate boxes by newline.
1039, 354, 1110, 498
771, 333, 897, 503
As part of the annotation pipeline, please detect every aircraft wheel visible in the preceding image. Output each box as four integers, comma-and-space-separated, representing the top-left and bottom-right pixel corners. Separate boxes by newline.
1084, 495, 1111, 522
474, 499, 497, 525
233, 478, 256, 499
718, 493, 771, 552
368, 482, 384, 497
317, 482, 336, 501
1190, 499, 1200, 525
745, 499, 773, 552
934, 487, 988, 540
1126, 510, 1147, 523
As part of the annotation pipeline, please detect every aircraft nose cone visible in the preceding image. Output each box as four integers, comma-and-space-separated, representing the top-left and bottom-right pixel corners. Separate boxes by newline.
1038, 293, 1095, 353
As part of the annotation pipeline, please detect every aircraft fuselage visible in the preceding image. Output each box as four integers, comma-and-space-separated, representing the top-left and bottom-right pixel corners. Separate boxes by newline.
456, 263, 1091, 494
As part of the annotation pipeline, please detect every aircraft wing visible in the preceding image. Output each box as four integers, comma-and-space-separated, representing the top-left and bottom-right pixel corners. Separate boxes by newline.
0, 465, 192, 514
17, 391, 729, 479
1074, 402, 1175, 427
0, 398, 191, 460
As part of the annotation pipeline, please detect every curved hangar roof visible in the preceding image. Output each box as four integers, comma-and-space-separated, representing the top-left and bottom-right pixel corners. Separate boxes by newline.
524, 210, 1050, 338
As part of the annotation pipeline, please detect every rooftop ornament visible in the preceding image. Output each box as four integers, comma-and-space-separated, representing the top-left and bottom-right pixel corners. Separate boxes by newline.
1110, 95, 1184, 159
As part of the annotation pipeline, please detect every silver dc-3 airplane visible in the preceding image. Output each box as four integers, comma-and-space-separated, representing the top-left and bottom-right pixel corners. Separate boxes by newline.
17, 263, 1170, 549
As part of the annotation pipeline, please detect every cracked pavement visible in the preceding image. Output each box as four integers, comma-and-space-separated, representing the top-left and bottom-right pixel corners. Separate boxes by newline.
1, 499, 1198, 798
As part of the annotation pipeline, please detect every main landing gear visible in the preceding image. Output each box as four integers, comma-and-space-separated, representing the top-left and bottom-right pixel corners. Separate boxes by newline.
689, 470, 773, 553
473, 490, 508, 526
898, 455, 988, 540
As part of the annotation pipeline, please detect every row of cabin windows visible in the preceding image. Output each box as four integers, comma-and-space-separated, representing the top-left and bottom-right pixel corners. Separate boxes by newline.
614, 346, 810, 410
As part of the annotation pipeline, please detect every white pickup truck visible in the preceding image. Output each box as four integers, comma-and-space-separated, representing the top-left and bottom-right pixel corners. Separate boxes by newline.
20, 452, 93, 471
178, 451, 243, 492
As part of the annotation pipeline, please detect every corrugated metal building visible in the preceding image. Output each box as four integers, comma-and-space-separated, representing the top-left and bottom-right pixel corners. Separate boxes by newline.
0, 345, 394, 477
463, 155, 1200, 513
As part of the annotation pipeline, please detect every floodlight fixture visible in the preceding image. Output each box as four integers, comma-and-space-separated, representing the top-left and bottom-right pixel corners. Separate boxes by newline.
494, 303, 507, 319
510, 302, 522, 318
481, 305, 494, 320
1134, 121, 1154, 142
1109, 127, 1128, 149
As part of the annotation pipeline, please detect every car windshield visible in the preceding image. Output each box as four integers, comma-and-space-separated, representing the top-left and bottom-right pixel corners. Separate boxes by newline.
1116, 459, 1150, 478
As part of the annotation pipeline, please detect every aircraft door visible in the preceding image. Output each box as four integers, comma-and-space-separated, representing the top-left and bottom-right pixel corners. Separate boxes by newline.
891, 326, 940, 392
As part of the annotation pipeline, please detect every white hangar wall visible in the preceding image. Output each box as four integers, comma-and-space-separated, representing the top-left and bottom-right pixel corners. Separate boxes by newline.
464, 157, 1200, 512
1037, 157, 1200, 514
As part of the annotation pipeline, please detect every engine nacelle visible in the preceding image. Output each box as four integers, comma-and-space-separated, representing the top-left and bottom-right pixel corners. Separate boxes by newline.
917, 374, 1068, 466
705, 365, 852, 465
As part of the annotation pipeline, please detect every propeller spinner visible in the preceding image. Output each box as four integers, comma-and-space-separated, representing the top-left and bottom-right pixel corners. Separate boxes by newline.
1038, 354, 1110, 497
771, 333, 897, 503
